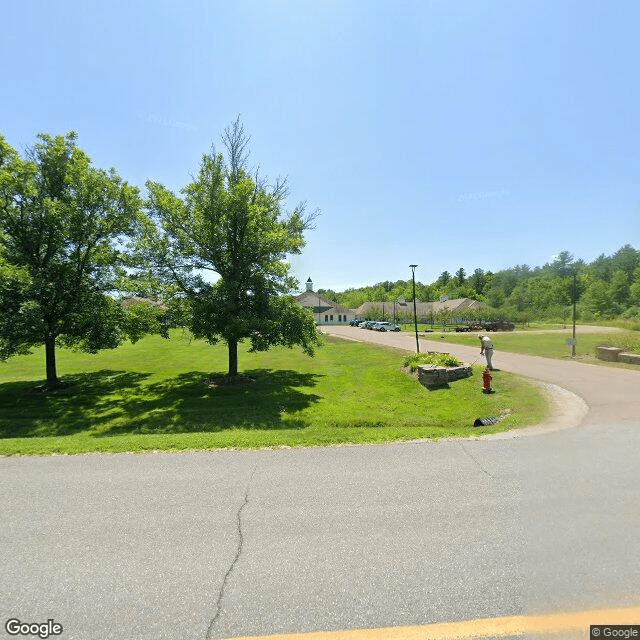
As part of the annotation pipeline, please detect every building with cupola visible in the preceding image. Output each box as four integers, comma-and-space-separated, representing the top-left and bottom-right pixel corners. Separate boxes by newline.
293, 278, 354, 325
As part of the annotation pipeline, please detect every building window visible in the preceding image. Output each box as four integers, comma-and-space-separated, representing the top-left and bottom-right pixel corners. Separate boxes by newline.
338, 314, 342, 322
325, 315, 328, 322
330, 314, 333, 321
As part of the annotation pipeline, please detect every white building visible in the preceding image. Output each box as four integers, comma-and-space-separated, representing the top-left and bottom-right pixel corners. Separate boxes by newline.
293, 278, 354, 325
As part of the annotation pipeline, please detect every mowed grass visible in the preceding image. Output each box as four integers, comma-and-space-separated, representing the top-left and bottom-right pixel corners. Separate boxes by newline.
422, 327, 640, 364
0, 331, 549, 455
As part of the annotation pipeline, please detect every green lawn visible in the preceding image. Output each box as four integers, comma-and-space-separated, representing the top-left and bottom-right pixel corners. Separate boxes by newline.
420, 328, 640, 363
0, 331, 549, 455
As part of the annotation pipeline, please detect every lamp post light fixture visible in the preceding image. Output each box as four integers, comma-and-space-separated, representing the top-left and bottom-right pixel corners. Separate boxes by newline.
410, 264, 419, 353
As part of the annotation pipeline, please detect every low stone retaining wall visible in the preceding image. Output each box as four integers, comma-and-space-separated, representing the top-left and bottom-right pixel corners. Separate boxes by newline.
596, 346, 623, 361
618, 352, 640, 365
595, 346, 640, 365
417, 363, 473, 387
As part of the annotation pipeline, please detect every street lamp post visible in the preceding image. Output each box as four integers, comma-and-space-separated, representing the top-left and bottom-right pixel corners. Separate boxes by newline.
410, 264, 419, 353
572, 271, 577, 357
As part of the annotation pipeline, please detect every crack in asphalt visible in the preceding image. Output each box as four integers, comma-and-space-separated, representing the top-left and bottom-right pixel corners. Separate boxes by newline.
206, 465, 257, 639
459, 441, 495, 478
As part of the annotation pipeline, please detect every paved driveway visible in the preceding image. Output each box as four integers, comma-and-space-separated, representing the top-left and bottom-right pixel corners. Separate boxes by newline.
1, 329, 639, 640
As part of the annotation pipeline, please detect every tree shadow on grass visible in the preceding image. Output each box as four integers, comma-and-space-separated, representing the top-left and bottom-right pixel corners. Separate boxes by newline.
0, 370, 152, 438
423, 383, 451, 391
0, 368, 325, 439
100, 369, 324, 435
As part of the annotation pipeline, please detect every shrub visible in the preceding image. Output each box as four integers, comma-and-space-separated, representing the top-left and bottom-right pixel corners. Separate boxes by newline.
403, 352, 460, 371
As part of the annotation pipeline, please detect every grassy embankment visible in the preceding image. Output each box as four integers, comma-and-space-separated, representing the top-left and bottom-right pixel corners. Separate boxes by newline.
420, 327, 640, 364
0, 331, 548, 455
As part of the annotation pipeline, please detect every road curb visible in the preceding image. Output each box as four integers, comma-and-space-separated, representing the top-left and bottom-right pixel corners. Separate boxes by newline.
478, 380, 589, 440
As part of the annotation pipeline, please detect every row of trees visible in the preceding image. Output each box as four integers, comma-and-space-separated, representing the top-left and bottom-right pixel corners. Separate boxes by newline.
319, 268, 499, 311
357, 305, 509, 327
0, 121, 321, 388
319, 248, 640, 324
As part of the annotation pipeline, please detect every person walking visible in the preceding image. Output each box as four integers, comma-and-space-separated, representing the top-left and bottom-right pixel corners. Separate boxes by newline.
479, 334, 495, 370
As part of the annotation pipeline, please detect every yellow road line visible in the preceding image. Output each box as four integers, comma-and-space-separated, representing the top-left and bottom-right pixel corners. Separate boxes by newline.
221, 605, 640, 640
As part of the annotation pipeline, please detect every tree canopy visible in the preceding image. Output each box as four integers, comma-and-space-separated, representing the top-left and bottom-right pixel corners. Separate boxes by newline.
318, 245, 640, 324
0, 132, 161, 388
142, 118, 321, 377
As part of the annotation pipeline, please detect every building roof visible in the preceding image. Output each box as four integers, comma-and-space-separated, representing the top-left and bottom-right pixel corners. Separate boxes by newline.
354, 300, 411, 316
293, 287, 481, 319
293, 290, 352, 315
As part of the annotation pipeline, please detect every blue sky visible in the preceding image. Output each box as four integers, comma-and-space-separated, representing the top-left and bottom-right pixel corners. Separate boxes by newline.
2, 0, 639, 292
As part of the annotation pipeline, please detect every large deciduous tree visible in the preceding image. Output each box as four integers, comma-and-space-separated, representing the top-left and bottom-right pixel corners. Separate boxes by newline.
143, 118, 320, 377
0, 132, 155, 389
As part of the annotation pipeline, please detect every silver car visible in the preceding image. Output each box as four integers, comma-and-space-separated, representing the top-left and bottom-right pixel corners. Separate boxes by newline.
375, 322, 401, 332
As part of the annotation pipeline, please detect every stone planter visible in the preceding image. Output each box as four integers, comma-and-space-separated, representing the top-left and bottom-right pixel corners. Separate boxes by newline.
417, 363, 472, 388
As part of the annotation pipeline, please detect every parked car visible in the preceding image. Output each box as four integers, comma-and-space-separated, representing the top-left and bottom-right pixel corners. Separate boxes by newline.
375, 322, 401, 332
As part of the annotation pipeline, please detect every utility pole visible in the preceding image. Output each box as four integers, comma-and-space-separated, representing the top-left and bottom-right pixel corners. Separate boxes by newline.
410, 265, 419, 353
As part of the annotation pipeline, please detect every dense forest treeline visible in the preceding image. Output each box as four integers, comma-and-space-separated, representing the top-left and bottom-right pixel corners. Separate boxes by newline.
318, 246, 640, 323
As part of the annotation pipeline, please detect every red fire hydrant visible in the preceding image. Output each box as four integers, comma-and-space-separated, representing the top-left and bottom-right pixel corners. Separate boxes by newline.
482, 367, 493, 394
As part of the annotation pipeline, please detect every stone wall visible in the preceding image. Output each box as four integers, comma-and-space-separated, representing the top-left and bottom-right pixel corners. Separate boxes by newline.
595, 346, 640, 365
417, 363, 473, 387
617, 352, 640, 365
595, 346, 623, 361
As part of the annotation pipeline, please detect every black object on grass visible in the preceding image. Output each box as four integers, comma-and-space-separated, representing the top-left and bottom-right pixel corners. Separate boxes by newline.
473, 416, 498, 427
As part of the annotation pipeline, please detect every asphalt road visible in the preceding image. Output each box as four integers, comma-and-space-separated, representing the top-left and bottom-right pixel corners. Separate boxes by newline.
2, 328, 639, 640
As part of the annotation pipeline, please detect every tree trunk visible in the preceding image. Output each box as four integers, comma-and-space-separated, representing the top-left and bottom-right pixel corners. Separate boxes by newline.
227, 338, 238, 377
44, 332, 60, 388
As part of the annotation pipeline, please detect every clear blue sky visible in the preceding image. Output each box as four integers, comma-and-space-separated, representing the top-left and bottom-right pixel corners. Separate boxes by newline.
2, 0, 639, 292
